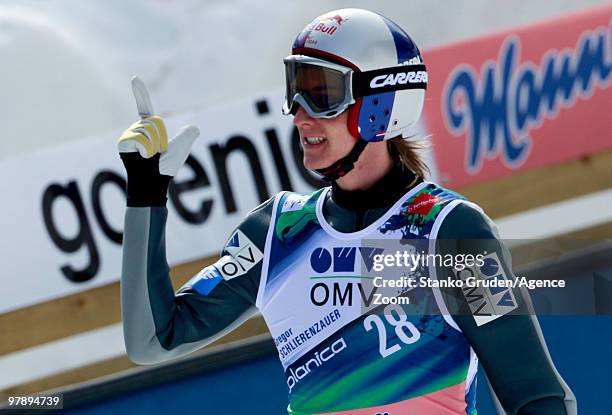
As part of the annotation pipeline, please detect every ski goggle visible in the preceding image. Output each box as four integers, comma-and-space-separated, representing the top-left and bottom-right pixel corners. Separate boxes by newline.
282, 55, 355, 119
282, 55, 428, 119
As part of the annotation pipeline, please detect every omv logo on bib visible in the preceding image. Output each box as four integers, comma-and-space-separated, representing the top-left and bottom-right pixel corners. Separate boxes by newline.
443, 22, 612, 173
310, 247, 383, 274
309, 246, 383, 307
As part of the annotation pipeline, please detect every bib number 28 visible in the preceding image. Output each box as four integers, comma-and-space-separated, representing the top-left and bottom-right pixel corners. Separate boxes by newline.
364, 304, 421, 358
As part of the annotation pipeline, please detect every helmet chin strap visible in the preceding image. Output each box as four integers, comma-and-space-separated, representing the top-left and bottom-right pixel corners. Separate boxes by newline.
315, 139, 368, 182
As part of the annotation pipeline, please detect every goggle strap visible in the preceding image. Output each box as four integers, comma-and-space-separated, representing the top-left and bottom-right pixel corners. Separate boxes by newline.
353, 64, 427, 97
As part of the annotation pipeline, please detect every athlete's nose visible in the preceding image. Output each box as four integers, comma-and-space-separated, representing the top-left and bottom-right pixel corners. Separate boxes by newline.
293, 105, 315, 128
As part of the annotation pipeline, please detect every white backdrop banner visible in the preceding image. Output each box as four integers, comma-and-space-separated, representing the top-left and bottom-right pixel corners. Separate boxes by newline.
0, 92, 328, 313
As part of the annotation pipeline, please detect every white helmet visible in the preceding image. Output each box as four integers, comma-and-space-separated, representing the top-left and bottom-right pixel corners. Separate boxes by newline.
283, 8, 427, 143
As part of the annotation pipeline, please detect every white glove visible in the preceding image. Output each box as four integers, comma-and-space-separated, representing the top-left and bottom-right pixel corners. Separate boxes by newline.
117, 77, 200, 206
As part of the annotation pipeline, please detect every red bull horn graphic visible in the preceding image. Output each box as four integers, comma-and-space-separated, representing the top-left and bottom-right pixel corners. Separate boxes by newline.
319, 14, 347, 26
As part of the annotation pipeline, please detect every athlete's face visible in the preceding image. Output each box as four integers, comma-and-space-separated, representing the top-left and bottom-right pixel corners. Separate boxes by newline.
293, 106, 358, 170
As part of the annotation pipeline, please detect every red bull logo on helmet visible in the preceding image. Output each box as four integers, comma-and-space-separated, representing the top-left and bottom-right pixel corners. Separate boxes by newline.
310, 14, 347, 37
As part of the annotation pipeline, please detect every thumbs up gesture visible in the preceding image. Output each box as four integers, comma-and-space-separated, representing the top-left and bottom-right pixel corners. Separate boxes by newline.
118, 77, 199, 207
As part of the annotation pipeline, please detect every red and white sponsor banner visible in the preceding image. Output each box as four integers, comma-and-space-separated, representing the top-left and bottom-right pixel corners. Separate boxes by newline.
423, 4, 612, 187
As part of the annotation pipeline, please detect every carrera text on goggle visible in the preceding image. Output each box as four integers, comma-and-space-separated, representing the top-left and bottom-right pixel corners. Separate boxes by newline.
283, 55, 428, 119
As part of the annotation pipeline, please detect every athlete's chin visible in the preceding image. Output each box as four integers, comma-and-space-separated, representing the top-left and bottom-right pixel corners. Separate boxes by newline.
303, 155, 333, 170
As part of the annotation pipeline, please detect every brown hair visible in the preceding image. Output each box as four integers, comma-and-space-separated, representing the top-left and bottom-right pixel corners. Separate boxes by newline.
387, 136, 431, 179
